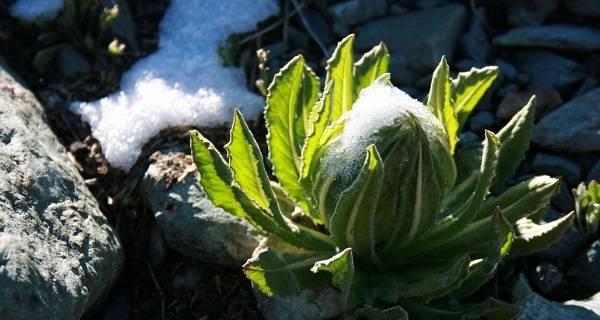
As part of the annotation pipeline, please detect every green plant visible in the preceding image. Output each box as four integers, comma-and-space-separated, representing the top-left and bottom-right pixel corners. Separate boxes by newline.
17, 0, 137, 74
573, 180, 600, 238
190, 34, 574, 319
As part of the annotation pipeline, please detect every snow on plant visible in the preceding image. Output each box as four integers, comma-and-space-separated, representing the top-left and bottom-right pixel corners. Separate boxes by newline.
190, 34, 574, 319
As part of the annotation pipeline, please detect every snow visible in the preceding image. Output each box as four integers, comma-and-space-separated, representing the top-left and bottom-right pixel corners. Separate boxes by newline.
10, 0, 64, 21
70, 0, 279, 170
324, 83, 444, 175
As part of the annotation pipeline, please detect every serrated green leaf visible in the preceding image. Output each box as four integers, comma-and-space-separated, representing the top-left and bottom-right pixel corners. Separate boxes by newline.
227, 110, 287, 227
494, 96, 536, 189
325, 34, 355, 121
266, 55, 319, 217
311, 248, 354, 308
451, 209, 513, 299
244, 238, 333, 297
573, 180, 600, 236
405, 131, 499, 257
511, 212, 575, 256
353, 42, 390, 99
428, 56, 459, 153
451, 66, 499, 131
329, 145, 384, 269
369, 255, 470, 303
353, 305, 408, 320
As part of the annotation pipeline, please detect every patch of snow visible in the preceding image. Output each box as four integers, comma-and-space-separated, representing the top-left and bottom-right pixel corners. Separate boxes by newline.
324, 83, 444, 174
71, 0, 279, 170
10, 0, 64, 21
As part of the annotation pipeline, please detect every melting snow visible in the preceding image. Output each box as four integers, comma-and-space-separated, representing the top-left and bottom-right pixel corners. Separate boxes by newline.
325, 83, 444, 174
10, 0, 64, 21
70, 0, 278, 170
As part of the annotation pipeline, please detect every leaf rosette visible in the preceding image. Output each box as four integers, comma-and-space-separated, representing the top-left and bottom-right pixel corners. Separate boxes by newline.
190, 34, 574, 319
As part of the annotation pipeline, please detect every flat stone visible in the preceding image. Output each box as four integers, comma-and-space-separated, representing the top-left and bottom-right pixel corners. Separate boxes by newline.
0, 62, 123, 318
142, 150, 262, 267
516, 50, 585, 88
564, 0, 600, 18
329, 0, 386, 26
532, 153, 581, 185
496, 87, 562, 121
568, 240, 600, 294
355, 5, 466, 74
532, 88, 600, 153
494, 25, 600, 52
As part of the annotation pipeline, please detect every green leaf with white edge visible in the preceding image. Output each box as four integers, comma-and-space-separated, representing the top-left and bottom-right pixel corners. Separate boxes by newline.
266, 55, 318, 217
436, 176, 560, 256
511, 212, 575, 256
329, 145, 384, 269
451, 66, 499, 131
191, 130, 252, 219
243, 237, 333, 297
451, 209, 513, 299
227, 109, 288, 228
369, 254, 470, 303
301, 81, 333, 182
353, 42, 390, 99
404, 131, 499, 257
353, 305, 408, 320
427, 56, 459, 153
494, 96, 536, 189
325, 34, 355, 121
311, 248, 354, 309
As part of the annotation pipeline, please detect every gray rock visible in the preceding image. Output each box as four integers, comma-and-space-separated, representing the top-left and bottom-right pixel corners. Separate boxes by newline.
496, 59, 519, 81
564, 0, 600, 18
533, 88, 600, 153
532, 153, 581, 185
574, 78, 599, 98
142, 151, 262, 267
531, 263, 563, 295
568, 240, 600, 293
517, 291, 600, 319
329, 0, 386, 26
587, 160, 600, 182
565, 293, 600, 316
496, 87, 562, 121
255, 286, 341, 320
461, 13, 491, 62
469, 111, 495, 131
516, 50, 585, 88
355, 5, 466, 74
494, 25, 600, 52
0, 62, 122, 318
57, 45, 91, 79
505, 0, 559, 27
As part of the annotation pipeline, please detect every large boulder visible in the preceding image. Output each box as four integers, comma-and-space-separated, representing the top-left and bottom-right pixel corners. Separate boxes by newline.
0, 63, 123, 318
142, 150, 262, 267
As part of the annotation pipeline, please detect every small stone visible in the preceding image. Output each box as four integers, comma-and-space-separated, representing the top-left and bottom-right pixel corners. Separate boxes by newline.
568, 240, 600, 293
516, 291, 600, 319
505, 0, 559, 27
533, 88, 600, 153
532, 153, 581, 186
495, 59, 518, 80
329, 0, 386, 26
564, 0, 600, 18
565, 292, 600, 316
494, 25, 600, 52
255, 286, 341, 320
355, 5, 466, 73
496, 87, 562, 121
587, 160, 600, 182
57, 45, 91, 79
531, 263, 563, 295
469, 111, 495, 131
461, 13, 491, 62
142, 151, 262, 267
516, 50, 585, 88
